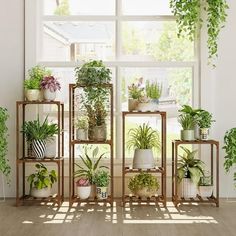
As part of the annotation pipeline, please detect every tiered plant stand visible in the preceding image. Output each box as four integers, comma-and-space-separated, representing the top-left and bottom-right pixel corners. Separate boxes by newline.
172, 139, 219, 207
122, 111, 167, 207
69, 84, 114, 206
16, 101, 64, 206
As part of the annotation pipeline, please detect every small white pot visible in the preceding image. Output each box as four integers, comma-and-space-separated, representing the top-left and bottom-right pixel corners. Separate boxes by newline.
45, 137, 57, 158
43, 89, 57, 101
94, 125, 107, 141
96, 186, 108, 199
133, 149, 155, 169
30, 187, 51, 198
199, 128, 209, 140
77, 186, 91, 199
128, 99, 138, 111
181, 130, 195, 141
198, 186, 213, 197
137, 102, 151, 112
149, 99, 159, 112
181, 178, 197, 198
76, 129, 88, 140
25, 89, 40, 101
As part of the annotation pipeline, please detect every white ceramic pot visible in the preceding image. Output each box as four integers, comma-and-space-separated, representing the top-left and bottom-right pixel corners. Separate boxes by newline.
200, 128, 209, 140
149, 99, 159, 112
77, 186, 91, 199
43, 89, 56, 101
194, 124, 200, 140
45, 137, 57, 158
128, 99, 138, 111
94, 125, 107, 141
96, 186, 108, 199
76, 129, 88, 140
32, 139, 46, 159
135, 187, 157, 198
25, 89, 40, 101
198, 186, 213, 197
137, 102, 152, 112
181, 130, 195, 141
30, 187, 51, 198
133, 149, 155, 169
181, 178, 197, 198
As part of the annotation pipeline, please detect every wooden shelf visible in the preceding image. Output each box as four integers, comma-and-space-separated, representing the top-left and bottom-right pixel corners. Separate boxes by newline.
122, 111, 166, 115
172, 195, 218, 206
173, 139, 219, 145
17, 157, 64, 163
124, 166, 165, 174
71, 140, 112, 145
16, 101, 63, 105
19, 194, 63, 204
71, 195, 113, 205
123, 195, 165, 205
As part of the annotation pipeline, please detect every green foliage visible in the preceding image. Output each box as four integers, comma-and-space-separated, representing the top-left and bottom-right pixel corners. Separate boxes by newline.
74, 146, 107, 184
178, 113, 197, 130
169, 0, 229, 65
223, 128, 236, 187
22, 116, 58, 142
0, 107, 10, 184
24, 79, 41, 90
199, 174, 212, 186
128, 172, 160, 193
54, 0, 70, 16
94, 170, 110, 187
75, 116, 89, 129
128, 84, 143, 99
27, 163, 57, 190
145, 81, 162, 100
127, 123, 160, 150
197, 110, 215, 128
179, 105, 202, 117
177, 146, 205, 185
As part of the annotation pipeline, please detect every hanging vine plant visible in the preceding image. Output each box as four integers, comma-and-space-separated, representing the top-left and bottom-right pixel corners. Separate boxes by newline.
169, 0, 229, 66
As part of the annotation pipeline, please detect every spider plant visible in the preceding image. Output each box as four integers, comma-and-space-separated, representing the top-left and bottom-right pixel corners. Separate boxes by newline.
178, 113, 197, 130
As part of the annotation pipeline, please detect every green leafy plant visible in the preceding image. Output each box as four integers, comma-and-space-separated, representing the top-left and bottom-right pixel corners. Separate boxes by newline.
75, 116, 89, 130
0, 107, 10, 184
197, 110, 215, 128
74, 146, 107, 184
22, 116, 58, 142
177, 146, 205, 185
178, 105, 201, 117
94, 100, 107, 126
178, 113, 197, 130
223, 128, 236, 186
128, 172, 159, 193
94, 170, 110, 187
145, 81, 162, 100
128, 83, 143, 99
127, 123, 160, 150
27, 163, 57, 190
199, 173, 212, 186
169, 0, 229, 65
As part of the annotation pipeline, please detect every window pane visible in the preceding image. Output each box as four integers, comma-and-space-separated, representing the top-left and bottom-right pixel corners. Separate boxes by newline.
122, 0, 172, 15
41, 21, 115, 61
44, 0, 115, 15
121, 21, 194, 62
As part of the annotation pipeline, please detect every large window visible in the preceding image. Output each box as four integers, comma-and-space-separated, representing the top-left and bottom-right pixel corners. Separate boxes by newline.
25, 0, 199, 159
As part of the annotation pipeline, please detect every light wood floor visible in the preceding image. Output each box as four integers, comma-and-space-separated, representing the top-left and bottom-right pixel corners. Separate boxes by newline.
0, 199, 236, 236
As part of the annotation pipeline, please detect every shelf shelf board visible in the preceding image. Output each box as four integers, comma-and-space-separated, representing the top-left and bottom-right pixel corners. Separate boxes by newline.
16, 101, 63, 105
17, 157, 64, 163
124, 166, 165, 174
172, 195, 218, 205
19, 194, 62, 202
173, 139, 219, 145
123, 194, 165, 204
71, 140, 112, 145
123, 111, 166, 115
71, 195, 113, 204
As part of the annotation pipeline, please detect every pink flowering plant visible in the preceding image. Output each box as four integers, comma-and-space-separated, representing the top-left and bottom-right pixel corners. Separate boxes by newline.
76, 177, 90, 187
41, 76, 61, 92
128, 83, 143, 99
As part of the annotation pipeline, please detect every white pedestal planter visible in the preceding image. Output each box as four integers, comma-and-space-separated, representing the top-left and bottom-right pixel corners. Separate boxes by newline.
181, 178, 197, 198
133, 149, 155, 169
43, 89, 56, 101
96, 186, 108, 199
76, 129, 88, 140
77, 186, 91, 199
30, 187, 51, 198
45, 137, 57, 158
25, 89, 40, 101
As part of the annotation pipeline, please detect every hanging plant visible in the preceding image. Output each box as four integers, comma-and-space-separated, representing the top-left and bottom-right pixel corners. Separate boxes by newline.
169, 0, 229, 66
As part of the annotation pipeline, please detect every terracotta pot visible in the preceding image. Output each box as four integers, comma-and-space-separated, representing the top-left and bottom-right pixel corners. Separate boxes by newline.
133, 149, 155, 169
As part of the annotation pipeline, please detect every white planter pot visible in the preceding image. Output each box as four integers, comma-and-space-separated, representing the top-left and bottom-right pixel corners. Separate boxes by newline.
181, 178, 197, 198
194, 124, 200, 140
96, 186, 108, 199
76, 129, 88, 140
43, 89, 56, 101
77, 186, 91, 199
198, 186, 213, 197
94, 125, 107, 141
45, 137, 57, 158
149, 99, 159, 112
128, 99, 138, 111
32, 139, 46, 159
25, 89, 40, 101
133, 149, 155, 169
181, 130, 195, 141
30, 187, 51, 198
135, 187, 157, 198
137, 102, 152, 112
200, 128, 210, 140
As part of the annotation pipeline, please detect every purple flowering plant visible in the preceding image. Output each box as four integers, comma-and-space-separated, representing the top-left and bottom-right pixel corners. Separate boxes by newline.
41, 76, 61, 92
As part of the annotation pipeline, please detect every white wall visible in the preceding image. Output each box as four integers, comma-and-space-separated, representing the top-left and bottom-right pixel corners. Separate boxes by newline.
1, 0, 236, 198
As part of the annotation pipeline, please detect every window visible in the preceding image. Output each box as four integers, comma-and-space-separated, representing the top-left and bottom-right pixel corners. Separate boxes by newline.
25, 0, 199, 159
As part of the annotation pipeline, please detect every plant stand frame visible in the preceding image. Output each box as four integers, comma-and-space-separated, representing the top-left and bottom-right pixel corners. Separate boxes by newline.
69, 84, 114, 206
16, 101, 64, 206
172, 140, 219, 207
122, 111, 167, 207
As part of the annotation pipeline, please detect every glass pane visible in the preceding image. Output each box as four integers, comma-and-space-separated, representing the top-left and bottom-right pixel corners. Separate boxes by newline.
121, 67, 192, 158
122, 0, 172, 15
41, 21, 115, 61
121, 21, 194, 62
44, 0, 115, 15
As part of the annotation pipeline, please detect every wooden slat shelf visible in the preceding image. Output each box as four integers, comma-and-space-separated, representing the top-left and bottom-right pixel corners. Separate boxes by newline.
123, 195, 165, 204
71, 195, 113, 205
122, 111, 166, 115
172, 195, 218, 205
17, 157, 64, 163
173, 139, 219, 145
18, 194, 63, 205
16, 101, 63, 105
124, 166, 165, 174
71, 140, 112, 145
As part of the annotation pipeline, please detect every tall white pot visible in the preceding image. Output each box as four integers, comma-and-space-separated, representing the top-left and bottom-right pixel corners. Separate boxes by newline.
133, 149, 155, 169
30, 187, 51, 198
181, 178, 197, 198
45, 137, 57, 158
43, 89, 56, 101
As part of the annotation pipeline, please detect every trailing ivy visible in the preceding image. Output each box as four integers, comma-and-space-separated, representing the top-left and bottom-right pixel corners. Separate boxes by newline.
0, 107, 10, 184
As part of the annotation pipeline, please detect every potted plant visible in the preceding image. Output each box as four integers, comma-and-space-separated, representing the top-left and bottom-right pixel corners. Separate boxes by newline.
27, 163, 57, 198
94, 170, 110, 199
76, 177, 91, 200
85, 104, 97, 140
24, 65, 51, 101
128, 172, 159, 198
74, 146, 107, 198
127, 123, 160, 169
22, 116, 58, 159
177, 146, 205, 198
75, 116, 89, 140
40, 75, 61, 101
145, 81, 162, 111
136, 94, 151, 112
198, 174, 213, 197
197, 110, 215, 140
178, 113, 197, 141
127, 83, 143, 111
223, 128, 236, 187
0, 107, 11, 185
